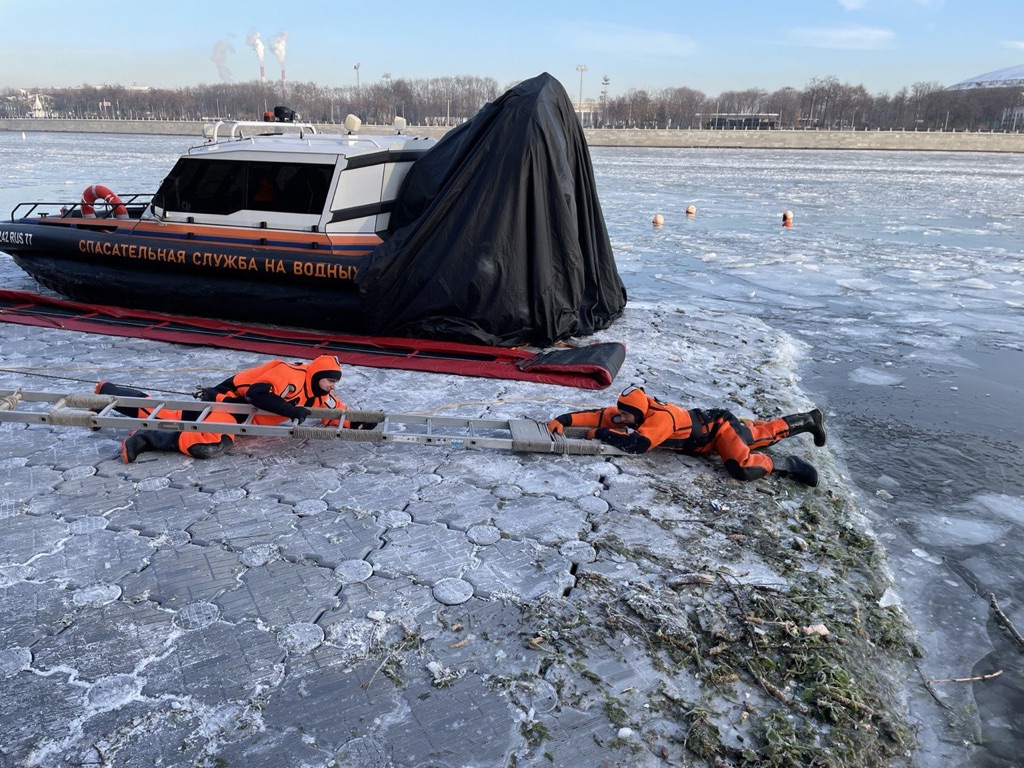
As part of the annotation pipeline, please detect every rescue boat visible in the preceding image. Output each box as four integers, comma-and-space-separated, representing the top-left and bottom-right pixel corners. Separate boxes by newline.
2, 74, 627, 348
0, 110, 435, 332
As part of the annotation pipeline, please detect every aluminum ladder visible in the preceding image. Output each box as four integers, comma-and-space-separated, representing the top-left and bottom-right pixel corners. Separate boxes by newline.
0, 389, 625, 456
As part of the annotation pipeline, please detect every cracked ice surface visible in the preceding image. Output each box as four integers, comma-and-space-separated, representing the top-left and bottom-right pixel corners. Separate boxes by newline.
0, 302, 914, 767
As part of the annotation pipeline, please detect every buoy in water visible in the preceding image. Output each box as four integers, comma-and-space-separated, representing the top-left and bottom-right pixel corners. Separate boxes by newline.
782, 210, 793, 227
686, 205, 696, 217
652, 213, 664, 227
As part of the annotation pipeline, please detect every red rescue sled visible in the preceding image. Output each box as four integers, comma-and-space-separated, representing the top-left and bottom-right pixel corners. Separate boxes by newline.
0, 289, 625, 390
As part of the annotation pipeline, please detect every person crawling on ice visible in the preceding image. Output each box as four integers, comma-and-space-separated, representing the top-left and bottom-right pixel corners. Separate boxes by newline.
97, 355, 372, 463
547, 386, 826, 487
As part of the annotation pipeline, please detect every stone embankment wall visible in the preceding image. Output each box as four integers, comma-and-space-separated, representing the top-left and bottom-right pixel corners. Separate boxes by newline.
3, 117, 1024, 152
584, 127, 1024, 152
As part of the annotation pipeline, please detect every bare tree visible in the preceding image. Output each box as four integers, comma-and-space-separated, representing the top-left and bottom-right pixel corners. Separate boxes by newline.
648, 86, 705, 128
4, 72, 1018, 132
765, 87, 801, 128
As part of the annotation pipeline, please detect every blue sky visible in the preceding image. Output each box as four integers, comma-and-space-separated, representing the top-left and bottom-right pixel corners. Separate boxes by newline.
1, 0, 1021, 96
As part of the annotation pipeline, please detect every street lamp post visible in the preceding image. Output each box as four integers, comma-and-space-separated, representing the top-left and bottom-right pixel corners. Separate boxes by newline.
576, 64, 588, 126
601, 75, 610, 127
353, 62, 361, 114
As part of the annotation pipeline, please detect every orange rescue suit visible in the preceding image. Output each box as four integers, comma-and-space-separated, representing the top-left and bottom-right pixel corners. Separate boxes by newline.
107, 356, 348, 456
180, 356, 348, 453
550, 390, 795, 482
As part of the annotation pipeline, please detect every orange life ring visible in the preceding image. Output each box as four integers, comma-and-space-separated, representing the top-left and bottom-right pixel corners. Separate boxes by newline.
81, 185, 129, 220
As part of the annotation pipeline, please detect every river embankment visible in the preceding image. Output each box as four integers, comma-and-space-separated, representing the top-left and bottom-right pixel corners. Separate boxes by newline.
3, 117, 1024, 152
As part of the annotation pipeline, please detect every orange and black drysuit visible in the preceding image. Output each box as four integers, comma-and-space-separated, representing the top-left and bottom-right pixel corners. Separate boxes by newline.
199, 356, 347, 425
548, 387, 825, 486
101, 355, 356, 462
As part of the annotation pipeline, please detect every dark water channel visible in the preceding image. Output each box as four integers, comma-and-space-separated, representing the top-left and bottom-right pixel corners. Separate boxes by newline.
595, 146, 1024, 768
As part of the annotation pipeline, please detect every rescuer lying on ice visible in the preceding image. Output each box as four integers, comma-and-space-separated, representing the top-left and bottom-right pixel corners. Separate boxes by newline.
97, 355, 369, 463
548, 387, 826, 487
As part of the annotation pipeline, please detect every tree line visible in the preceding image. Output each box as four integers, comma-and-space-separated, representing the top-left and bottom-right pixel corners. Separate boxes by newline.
3, 74, 1021, 132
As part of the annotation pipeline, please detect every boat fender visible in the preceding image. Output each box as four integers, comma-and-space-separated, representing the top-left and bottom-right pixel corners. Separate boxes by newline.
81, 185, 129, 220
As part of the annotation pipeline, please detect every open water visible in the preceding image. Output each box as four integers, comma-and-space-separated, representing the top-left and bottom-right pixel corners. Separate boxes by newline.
596, 146, 1024, 768
1, 132, 1022, 767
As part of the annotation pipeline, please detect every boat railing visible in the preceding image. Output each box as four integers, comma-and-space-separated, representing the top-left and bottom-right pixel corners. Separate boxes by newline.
11, 194, 154, 221
203, 120, 320, 143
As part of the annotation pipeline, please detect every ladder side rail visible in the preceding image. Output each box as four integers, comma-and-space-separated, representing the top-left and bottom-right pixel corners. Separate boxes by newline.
0, 412, 68, 427
379, 432, 512, 450
384, 413, 512, 430
0, 390, 631, 455
1, 410, 631, 455
3, 394, 515, 431
78, 414, 306, 438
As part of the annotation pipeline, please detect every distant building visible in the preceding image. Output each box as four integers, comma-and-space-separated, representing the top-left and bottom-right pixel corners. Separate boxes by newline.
947, 64, 1024, 131
574, 100, 600, 128
1003, 105, 1024, 131
947, 64, 1024, 90
697, 113, 780, 130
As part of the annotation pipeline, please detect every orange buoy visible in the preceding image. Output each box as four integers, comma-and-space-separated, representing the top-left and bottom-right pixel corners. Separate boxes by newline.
686, 205, 696, 217
81, 185, 129, 220
652, 213, 664, 227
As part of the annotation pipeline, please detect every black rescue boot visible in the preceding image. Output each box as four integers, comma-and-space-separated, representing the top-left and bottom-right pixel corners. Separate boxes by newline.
186, 436, 232, 460
96, 382, 149, 398
772, 455, 819, 487
121, 430, 181, 463
96, 382, 152, 418
783, 408, 827, 447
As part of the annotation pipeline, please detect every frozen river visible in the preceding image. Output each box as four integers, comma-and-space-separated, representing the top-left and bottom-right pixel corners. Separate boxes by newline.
1, 132, 1022, 766
595, 146, 1024, 768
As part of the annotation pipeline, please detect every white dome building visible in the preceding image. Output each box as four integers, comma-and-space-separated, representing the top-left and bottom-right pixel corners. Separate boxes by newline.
947, 64, 1024, 90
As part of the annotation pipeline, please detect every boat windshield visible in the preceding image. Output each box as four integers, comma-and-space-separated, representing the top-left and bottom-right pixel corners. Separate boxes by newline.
152, 158, 334, 216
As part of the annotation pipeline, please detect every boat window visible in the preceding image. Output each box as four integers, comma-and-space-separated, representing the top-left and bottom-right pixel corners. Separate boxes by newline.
152, 158, 246, 215
248, 162, 333, 215
153, 159, 333, 216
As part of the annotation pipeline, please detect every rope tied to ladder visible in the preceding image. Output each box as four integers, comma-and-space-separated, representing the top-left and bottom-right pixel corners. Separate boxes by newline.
64, 393, 116, 409
291, 424, 384, 443
508, 419, 599, 455
45, 408, 98, 428
0, 390, 23, 411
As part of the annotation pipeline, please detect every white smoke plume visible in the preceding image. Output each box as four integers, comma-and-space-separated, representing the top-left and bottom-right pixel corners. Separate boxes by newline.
211, 40, 235, 83
270, 32, 288, 65
247, 31, 264, 63
247, 31, 265, 82
270, 32, 288, 97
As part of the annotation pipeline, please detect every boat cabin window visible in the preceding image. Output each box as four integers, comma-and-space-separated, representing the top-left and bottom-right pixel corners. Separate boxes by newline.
153, 158, 334, 216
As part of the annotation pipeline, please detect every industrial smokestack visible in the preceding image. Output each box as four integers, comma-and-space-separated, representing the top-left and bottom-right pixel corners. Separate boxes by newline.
247, 31, 265, 83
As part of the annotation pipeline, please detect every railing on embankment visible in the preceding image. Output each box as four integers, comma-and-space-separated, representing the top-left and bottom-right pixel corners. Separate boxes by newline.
3, 118, 1024, 152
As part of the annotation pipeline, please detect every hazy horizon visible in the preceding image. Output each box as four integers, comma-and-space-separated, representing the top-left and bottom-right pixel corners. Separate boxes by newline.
2, 0, 1022, 98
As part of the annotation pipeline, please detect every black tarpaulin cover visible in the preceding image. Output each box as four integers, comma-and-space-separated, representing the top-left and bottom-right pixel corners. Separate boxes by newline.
356, 72, 627, 347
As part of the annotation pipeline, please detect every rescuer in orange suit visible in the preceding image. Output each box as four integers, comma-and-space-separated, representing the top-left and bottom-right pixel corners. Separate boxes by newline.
548, 387, 825, 486
98, 355, 371, 463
